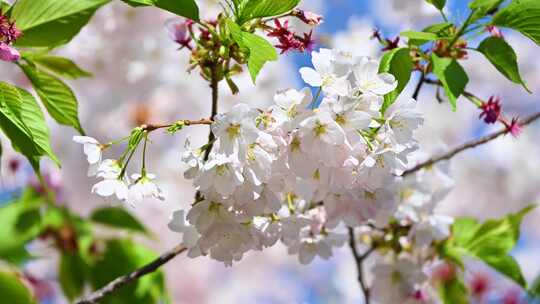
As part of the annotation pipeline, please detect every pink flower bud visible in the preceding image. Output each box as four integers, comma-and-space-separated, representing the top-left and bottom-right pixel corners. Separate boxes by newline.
292, 9, 323, 26
0, 42, 20, 62
487, 25, 504, 39
164, 18, 192, 50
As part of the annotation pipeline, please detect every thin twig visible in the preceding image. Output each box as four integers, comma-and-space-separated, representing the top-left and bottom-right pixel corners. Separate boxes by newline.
412, 71, 425, 101
403, 111, 540, 176
348, 227, 374, 304
76, 245, 186, 304
142, 118, 213, 132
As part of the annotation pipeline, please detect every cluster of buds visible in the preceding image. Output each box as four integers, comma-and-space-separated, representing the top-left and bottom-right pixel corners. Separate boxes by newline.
165, 15, 245, 91
371, 28, 400, 51
0, 10, 21, 62
433, 38, 468, 59
478, 96, 522, 137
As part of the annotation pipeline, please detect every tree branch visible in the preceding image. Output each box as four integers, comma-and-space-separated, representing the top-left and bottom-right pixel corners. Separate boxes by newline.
403, 111, 540, 176
348, 227, 374, 304
76, 244, 186, 304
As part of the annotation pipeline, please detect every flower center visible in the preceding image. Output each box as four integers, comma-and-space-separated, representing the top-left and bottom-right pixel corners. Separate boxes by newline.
314, 121, 327, 137
226, 124, 241, 139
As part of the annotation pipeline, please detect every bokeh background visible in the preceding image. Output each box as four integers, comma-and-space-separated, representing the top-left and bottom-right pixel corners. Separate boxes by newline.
1, 0, 540, 303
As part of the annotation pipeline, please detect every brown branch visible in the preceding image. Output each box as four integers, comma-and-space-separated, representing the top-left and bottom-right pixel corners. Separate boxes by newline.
76, 244, 186, 304
403, 111, 540, 176
348, 227, 374, 304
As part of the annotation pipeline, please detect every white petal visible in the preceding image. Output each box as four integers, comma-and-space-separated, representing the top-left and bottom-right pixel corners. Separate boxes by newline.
299, 67, 322, 87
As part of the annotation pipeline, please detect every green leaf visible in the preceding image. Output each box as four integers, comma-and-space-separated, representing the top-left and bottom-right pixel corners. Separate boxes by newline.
11, 0, 109, 47
530, 274, 540, 299
426, 0, 446, 10
90, 239, 168, 304
431, 54, 469, 111
469, 0, 504, 22
439, 276, 468, 304
0, 1, 10, 12
59, 252, 88, 300
493, 0, 540, 46
227, 20, 278, 83
24, 54, 92, 80
379, 48, 413, 114
0, 82, 58, 169
0, 198, 43, 264
0, 269, 37, 304
477, 37, 530, 93
16, 86, 60, 166
401, 30, 440, 41
121, 0, 199, 21
90, 207, 148, 234
20, 63, 85, 134
440, 205, 535, 287
238, 0, 300, 24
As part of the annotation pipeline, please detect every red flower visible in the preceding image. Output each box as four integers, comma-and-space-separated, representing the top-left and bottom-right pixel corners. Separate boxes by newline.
479, 96, 502, 124
266, 19, 315, 54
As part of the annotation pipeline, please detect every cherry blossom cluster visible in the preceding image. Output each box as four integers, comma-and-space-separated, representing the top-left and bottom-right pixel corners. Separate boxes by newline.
167, 48, 454, 270
0, 9, 21, 62
73, 135, 164, 207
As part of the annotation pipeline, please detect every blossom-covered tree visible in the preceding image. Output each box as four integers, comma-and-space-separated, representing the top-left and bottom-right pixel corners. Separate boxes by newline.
1, 0, 540, 303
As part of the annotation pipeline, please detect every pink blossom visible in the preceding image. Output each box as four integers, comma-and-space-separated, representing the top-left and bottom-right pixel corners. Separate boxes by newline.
165, 19, 192, 50
292, 9, 323, 26
505, 117, 522, 138
0, 42, 20, 62
487, 25, 504, 39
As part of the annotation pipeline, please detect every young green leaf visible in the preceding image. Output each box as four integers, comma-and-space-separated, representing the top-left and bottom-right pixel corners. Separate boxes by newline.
20, 64, 85, 134
426, 0, 446, 10
431, 54, 469, 111
90, 207, 148, 235
227, 20, 278, 83
530, 274, 540, 299
0, 82, 56, 170
24, 54, 92, 80
121, 0, 199, 21
378, 48, 413, 113
0, 269, 37, 304
477, 37, 530, 93
17, 87, 60, 166
440, 205, 535, 287
238, 0, 300, 24
11, 0, 110, 47
493, 0, 540, 46
59, 253, 88, 300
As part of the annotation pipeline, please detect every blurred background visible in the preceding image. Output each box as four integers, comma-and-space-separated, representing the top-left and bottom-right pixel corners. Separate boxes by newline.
1, 0, 539, 303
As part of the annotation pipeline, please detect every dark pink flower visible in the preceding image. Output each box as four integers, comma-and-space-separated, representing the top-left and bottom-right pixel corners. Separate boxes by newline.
292, 9, 323, 26
409, 289, 428, 303
505, 117, 522, 138
299, 30, 315, 52
479, 96, 502, 124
